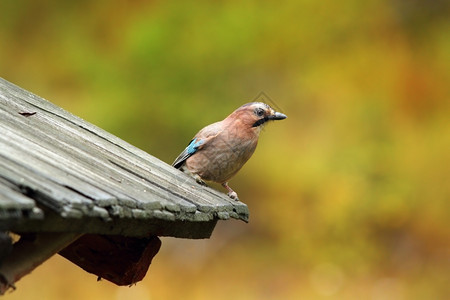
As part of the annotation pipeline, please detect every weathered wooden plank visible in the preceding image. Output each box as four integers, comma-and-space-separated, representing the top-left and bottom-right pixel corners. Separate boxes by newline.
11, 209, 218, 238
0, 141, 205, 224
0, 139, 219, 236
0, 132, 117, 207
0, 77, 249, 239
0, 178, 44, 226
0, 126, 205, 222
0, 120, 152, 209
0, 84, 248, 222
0, 106, 177, 208
1, 91, 245, 216
0, 179, 36, 211
0, 157, 93, 218
0, 82, 246, 216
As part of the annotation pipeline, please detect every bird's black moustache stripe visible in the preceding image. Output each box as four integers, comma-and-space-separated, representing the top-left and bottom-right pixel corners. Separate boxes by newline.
252, 116, 269, 127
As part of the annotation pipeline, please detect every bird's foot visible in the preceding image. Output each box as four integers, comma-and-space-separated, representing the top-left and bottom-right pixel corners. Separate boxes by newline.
180, 166, 206, 186
222, 182, 239, 201
193, 174, 206, 186
227, 191, 239, 201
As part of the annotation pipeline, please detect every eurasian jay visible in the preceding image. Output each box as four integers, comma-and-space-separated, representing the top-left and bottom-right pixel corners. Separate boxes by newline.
172, 102, 287, 201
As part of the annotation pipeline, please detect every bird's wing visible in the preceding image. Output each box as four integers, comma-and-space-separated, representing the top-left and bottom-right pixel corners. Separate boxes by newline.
172, 121, 222, 169
172, 138, 204, 169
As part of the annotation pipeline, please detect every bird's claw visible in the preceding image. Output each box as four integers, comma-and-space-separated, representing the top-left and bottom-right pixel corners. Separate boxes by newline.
196, 178, 206, 186
222, 182, 239, 201
227, 191, 239, 201
193, 174, 206, 186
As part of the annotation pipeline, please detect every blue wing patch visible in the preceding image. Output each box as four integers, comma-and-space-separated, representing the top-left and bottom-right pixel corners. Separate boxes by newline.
187, 138, 204, 155
172, 138, 204, 169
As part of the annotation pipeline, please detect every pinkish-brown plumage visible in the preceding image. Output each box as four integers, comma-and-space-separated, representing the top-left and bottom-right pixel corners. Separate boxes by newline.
173, 102, 286, 200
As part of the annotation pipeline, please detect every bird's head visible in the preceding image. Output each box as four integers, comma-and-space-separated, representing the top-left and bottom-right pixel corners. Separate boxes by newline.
228, 102, 287, 130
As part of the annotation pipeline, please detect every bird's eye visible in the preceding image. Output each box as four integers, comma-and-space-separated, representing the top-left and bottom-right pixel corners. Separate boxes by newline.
255, 108, 265, 117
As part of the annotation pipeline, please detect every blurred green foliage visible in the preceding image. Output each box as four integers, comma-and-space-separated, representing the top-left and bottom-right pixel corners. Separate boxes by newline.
1, 0, 449, 299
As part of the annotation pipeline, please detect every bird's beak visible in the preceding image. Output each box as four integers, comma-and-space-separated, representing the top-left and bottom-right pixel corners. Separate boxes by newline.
269, 111, 287, 120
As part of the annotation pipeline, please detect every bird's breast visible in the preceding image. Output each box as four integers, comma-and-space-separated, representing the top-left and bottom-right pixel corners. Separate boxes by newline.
185, 129, 258, 183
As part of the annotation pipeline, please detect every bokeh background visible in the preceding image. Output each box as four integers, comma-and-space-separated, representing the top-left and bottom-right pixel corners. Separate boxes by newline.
1, 0, 449, 299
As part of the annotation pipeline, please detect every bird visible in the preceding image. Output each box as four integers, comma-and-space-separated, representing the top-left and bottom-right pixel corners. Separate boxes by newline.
172, 102, 287, 201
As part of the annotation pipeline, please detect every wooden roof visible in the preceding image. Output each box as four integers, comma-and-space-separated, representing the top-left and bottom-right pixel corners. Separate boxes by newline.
0, 78, 249, 239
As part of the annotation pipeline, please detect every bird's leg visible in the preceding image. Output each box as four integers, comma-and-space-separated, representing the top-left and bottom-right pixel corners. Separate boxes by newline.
222, 182, 239, 201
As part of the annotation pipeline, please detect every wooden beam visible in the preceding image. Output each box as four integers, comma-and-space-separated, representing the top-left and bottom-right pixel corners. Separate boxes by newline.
59, 234, 161, 286
0, 232, 80, 294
